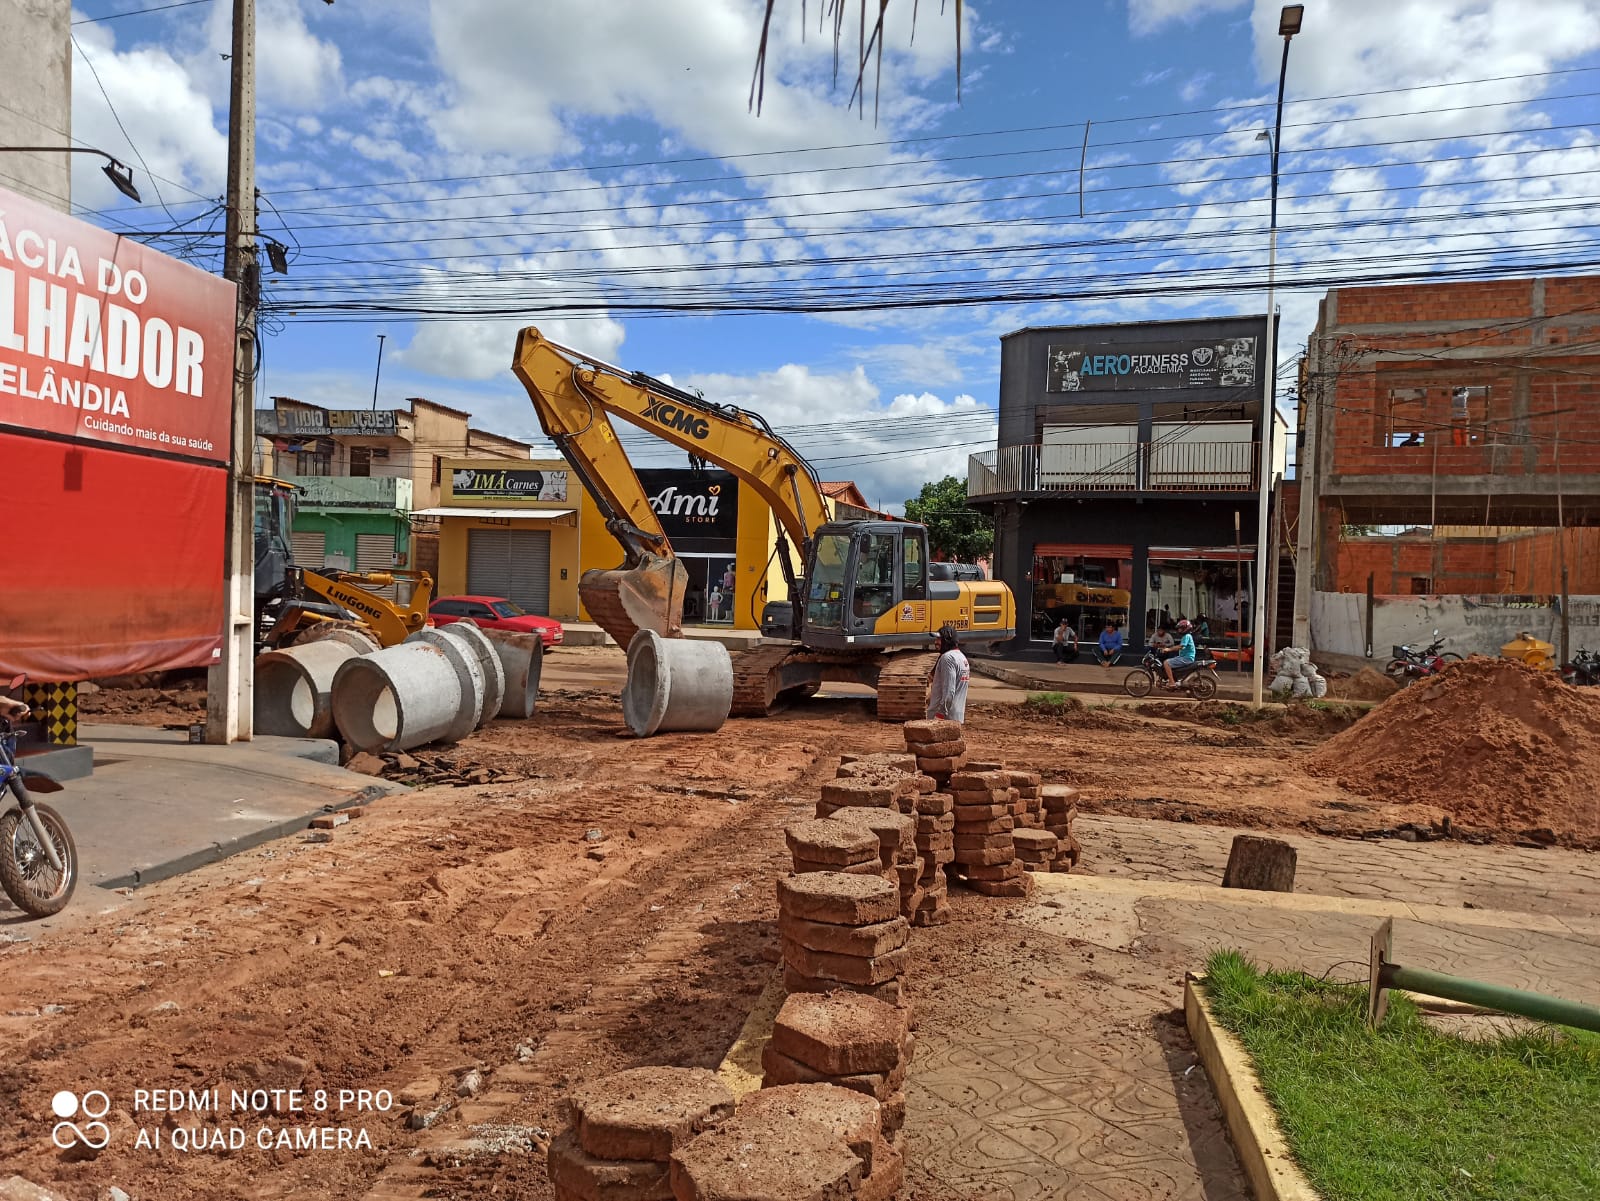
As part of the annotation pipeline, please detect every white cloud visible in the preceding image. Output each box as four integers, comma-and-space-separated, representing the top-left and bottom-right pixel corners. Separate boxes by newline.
1129, 0, 1249, 37
400, 310, 626, 381
69, 23, 228, 208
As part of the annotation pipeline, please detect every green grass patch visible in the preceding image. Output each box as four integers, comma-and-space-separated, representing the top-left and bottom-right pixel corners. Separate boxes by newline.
1203, 950, 1600, 1201
1022, 691, 1083, 716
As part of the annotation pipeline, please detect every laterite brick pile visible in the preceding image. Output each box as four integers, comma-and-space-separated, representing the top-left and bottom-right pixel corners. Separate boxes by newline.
778, 871, 910, 1006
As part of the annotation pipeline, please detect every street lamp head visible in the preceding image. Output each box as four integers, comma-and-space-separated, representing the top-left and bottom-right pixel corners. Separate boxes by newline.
1279, 4, 1304, 36
100, 158, 141, 203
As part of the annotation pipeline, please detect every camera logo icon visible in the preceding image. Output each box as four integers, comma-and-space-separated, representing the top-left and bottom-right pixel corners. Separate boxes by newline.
51, 1089, 111, 1150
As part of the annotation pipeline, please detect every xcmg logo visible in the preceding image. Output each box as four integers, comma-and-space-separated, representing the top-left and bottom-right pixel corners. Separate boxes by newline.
643, 396, 710, 440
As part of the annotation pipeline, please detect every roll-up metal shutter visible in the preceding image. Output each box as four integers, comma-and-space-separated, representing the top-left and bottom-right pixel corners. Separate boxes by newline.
467, 528, 551, 614
356, 533, 397, 599
290, 531, 326, 570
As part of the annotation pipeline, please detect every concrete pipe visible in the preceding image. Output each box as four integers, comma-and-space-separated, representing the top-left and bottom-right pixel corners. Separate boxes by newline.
254, 640, 365, 739
404, 629, 486, 743
481, 629, 544, 719
291, 624, 381, 654
331, 642, 463, 752
622, 630, 734, 737
440, 620, 505, 726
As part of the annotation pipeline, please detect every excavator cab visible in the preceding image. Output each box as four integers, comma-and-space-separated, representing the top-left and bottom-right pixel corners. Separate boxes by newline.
800, 522, 934, 649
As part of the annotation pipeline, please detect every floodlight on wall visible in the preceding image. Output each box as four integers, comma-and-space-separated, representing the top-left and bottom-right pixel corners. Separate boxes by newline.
0, 145, 141, 202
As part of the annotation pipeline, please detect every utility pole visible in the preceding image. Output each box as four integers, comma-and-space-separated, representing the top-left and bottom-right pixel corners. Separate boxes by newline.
371, 333, 386, 409
205, 0, 256, 743
1291, 331, 1319, 649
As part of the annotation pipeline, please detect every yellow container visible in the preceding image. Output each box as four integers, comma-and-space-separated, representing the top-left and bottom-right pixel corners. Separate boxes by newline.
1500, 631, 1556, 670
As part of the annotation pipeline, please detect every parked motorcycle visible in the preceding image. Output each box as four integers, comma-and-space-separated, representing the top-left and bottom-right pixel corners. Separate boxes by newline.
1561, 648, 1600, 687
1123, 648, 1220, 701
0, 675, 78, 917
1383, 630, 1462, 684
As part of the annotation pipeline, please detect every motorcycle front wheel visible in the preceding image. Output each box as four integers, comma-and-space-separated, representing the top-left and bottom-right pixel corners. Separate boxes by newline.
0, 802, 78, 918
1438, 653, 1464, 665
1123, 668, 1155, 698
1188, 671, 1219, 701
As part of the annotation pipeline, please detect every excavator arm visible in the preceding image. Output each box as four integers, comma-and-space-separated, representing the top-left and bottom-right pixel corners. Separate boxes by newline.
512, 326, 833, 645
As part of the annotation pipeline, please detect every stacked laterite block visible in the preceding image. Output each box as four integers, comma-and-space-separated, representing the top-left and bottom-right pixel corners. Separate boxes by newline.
547, 1066, 734, 1201
817, 777, 906, 822
901, 718, 967, 786
1008, 770, 1044, 829
786, 819, 886, 878
910, 788, 953, 926
761, 991, 914, 1150
1012, 828, 1059, 873
833, 758, 921, 816
1042, 784, 1082, 871
670, 1083, 902, 1201
946, 769, 1032, 899
827, 807, 922, 920
778, 872, 910, 1006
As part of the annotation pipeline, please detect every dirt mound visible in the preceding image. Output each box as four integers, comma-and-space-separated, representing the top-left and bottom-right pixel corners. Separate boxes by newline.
1326, 667, 1400, 702
1305, 657, 1600, 845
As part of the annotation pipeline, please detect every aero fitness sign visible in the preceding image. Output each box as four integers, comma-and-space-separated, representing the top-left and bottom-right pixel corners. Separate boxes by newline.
0, 190, 233, 463
1046, 337, 1258, 393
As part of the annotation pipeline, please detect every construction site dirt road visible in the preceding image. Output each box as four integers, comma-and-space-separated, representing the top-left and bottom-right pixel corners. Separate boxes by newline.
4, 654, 1597, 1199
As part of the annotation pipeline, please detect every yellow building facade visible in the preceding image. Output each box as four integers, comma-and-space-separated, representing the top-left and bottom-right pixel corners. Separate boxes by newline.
431, 459, 809, 630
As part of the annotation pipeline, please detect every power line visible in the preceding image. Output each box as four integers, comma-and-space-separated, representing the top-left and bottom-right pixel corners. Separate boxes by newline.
72, 0, 216, 25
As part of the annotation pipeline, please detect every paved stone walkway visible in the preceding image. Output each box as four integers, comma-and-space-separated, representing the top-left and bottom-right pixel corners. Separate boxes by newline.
900, 817, 1600, 1198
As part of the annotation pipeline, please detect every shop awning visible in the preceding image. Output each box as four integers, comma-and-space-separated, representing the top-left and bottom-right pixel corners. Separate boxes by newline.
413, 507, 575, 520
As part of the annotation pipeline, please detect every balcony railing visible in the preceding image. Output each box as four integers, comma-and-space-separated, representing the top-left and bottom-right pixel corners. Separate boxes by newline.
286, 474, 414, 511
968, 441, 1259, 500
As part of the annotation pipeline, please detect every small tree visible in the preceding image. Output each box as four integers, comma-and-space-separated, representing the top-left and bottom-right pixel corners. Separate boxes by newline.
904, 475, 992, 563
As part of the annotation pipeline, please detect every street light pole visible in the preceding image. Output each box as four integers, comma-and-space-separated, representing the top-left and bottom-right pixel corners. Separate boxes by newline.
1251, 4, 1303, 708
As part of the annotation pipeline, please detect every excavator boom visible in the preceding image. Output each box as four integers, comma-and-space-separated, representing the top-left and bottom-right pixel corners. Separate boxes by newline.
512, 327, 831, 647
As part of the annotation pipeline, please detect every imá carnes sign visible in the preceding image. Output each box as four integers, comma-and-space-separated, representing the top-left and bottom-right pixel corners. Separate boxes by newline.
0, 188, 234, 462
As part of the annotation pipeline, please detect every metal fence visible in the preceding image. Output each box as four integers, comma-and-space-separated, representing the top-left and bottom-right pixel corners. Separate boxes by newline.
968, 441, 1259, 499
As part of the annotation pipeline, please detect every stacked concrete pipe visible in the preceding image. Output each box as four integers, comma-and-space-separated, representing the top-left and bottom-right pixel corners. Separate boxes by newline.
254, 628, 380, 739
481, 628, 544, 718
621, 630, 734, 737
331, 641, 465, 753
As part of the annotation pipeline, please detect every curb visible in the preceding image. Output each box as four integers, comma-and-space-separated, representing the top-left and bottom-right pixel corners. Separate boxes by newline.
715, 972, 786, 1098
95, 782, 402, 891
1184, 975, 1321, 1201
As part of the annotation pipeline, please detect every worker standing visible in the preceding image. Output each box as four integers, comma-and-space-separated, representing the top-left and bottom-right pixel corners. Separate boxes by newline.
927, 623, 971, 723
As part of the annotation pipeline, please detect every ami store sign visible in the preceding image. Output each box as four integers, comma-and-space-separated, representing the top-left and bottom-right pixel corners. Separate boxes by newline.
0, 188, 234, 462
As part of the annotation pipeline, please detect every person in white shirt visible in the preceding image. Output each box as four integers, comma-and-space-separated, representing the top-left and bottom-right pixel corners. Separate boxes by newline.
926, 624, 970, 723
1052, 619, 1078, 663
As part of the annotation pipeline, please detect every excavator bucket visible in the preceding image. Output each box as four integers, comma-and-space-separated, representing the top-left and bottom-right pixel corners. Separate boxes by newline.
579, 556, 689, 648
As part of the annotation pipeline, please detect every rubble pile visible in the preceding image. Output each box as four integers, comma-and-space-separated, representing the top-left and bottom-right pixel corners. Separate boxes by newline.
778, 872, 909, 1006
760, 991, 913, 1147
547, 1066, 734, 1201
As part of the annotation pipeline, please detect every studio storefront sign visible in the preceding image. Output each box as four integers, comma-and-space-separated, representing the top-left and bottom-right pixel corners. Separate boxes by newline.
1046, 336, 1258, 393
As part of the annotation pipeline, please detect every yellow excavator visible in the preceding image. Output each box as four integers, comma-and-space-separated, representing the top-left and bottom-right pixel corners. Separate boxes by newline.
253, 476, 434, 650
512, 327, 1016, 719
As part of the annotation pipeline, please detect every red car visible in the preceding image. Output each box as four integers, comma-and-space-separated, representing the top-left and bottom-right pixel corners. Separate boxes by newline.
429, 595, 564, 649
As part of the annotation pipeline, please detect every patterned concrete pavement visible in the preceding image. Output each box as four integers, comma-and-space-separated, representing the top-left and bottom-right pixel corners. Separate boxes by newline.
899, 817, 1600, 1198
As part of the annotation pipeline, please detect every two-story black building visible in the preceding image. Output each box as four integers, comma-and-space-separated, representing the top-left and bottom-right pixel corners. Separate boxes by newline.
971, 314, 1280, 656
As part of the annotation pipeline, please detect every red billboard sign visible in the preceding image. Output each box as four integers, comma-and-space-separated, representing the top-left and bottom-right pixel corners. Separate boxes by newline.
0, 186, 234, 462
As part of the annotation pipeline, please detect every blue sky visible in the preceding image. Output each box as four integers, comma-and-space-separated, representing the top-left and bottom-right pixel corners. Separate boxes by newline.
61, 0, 1600, 509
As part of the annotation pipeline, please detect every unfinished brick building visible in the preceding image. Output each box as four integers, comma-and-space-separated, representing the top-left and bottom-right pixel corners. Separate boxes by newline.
1297, 274, 1600, 599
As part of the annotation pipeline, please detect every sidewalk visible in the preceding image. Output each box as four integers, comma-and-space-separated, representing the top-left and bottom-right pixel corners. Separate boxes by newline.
902, 814, 1600, 1198
970, 654, 1258, 700
11, 724, 406, 899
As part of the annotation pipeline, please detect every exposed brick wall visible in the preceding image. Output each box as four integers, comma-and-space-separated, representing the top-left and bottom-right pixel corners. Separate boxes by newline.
1313, 275, 1600, 482
1332, 528, 1600, 595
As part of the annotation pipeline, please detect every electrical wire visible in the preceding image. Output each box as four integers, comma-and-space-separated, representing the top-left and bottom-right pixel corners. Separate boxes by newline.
72, 0, 216, 24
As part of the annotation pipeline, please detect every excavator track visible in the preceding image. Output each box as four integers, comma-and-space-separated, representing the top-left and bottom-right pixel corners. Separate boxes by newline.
730, 644, 812, 716
730, 644, 936, 722
874, 650, 939, 722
